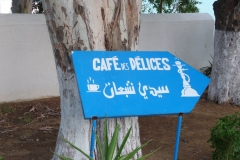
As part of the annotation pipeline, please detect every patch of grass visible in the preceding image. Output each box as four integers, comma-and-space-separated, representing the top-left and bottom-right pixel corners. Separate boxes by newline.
22, 113, 31, 124
1, 102, 11, 114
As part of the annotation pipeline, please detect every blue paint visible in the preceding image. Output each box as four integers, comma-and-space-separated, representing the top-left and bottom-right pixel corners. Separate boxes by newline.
72, 51, 210, 119
90, 119, 97, 158
174, 114, 183, 160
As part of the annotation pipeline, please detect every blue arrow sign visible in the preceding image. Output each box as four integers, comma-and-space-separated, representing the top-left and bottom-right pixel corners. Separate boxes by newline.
72, 51, 210, 119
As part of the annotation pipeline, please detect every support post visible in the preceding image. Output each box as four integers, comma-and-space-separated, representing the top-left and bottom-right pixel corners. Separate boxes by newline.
90, 117, 97, 158
173, 113, 183, 160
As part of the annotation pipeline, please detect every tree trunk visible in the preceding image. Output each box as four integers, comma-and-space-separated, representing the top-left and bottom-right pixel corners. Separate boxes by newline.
12, 0, 32, 13
208, 0, 240, 105
42, 0, 142, 159
160, 0, 163, 13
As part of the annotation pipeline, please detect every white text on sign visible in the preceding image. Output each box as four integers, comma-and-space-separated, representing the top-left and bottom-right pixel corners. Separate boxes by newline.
92, 56, 171, 71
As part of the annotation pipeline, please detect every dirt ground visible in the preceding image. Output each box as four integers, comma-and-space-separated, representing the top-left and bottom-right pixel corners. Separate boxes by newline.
0, 93, 239, 160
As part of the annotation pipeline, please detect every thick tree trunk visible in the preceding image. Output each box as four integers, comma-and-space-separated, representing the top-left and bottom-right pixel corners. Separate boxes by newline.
42, 0, 142, 159
208, 0, 240, 105
12, 0, 32, 13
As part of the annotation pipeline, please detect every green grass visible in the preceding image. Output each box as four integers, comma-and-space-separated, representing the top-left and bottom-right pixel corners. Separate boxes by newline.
0, 102, 11, 114
22, 113, 31, 124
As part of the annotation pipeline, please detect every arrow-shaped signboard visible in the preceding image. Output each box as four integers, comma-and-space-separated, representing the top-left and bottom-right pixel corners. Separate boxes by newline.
72, 51, 210, 119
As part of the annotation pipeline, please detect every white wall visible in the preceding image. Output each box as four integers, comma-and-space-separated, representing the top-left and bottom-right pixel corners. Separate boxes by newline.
0, 13, 214, 103
139, 13, 214, 70
0, 14, 59, 102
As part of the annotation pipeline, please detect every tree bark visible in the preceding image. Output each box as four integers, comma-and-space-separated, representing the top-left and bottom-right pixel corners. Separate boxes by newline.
208, 0, 240, 105
12, 0, 32, 13
42, 0, 142, 159
160, 0, 163, 13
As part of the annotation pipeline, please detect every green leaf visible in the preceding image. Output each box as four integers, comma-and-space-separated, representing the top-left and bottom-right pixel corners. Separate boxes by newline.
61, 137, 94, 160
95, 131, 104, 160
208, 112, 240, 159
0, 156, 3, 160
104, 117, 108, 159
114, 127, 132, 160
107, 123, 120, 160
119, 140, 152, 160
51, 117, 158, 160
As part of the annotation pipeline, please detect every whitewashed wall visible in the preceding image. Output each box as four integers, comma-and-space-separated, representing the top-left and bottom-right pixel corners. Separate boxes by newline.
139, 13, 214, 69
0, 14, 59, 102
0, 13, 214, 103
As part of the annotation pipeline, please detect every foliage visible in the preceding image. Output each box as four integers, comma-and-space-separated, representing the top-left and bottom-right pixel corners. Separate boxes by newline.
142, 0, 201, 13
200, 61, 212, 78
21, 113, 31, 124
55, 118, 158, 160
32, 0, 43, 14
0, 156, 3, 160
175, 0, 201, 13
0, 102, 11, 114
142, 0, 153, 13
207, 112, 240, 160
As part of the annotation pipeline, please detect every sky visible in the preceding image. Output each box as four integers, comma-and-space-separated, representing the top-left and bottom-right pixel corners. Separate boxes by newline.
197, 0, 215, 19
0, 0, 216, 18
0, 0, 11, 13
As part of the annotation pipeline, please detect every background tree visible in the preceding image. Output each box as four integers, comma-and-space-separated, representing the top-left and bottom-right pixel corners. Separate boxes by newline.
12, 0, 43, 14
176, 0, 201, 13
41, 0, 142, 159
142, 0, 201, 13
32, 0, 43, 14
12, 0, 32, 13
208, 0, 240, 105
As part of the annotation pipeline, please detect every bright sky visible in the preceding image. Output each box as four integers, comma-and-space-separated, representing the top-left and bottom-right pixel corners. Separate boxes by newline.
0, 0, 11, 13
0, 0, 216, 18
197, 0, 216, 19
